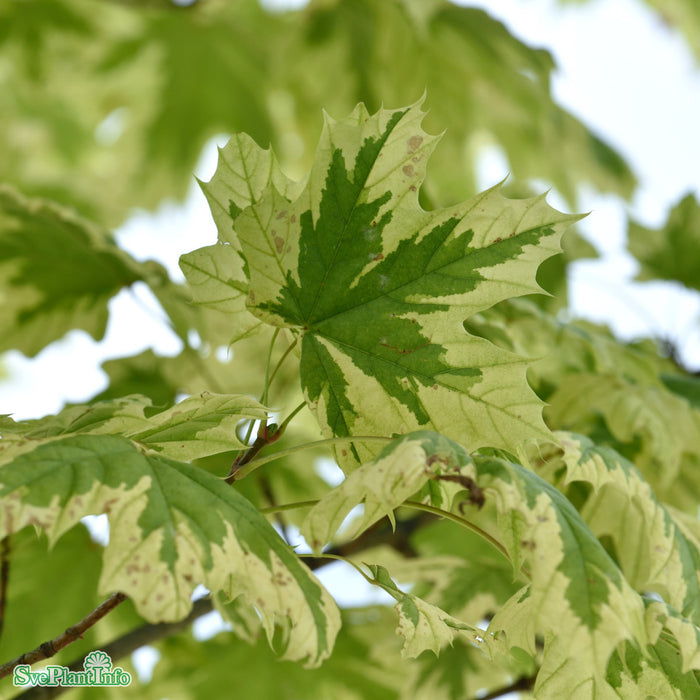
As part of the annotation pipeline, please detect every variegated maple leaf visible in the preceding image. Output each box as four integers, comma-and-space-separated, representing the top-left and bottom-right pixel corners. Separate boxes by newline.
187, 100, 581, 460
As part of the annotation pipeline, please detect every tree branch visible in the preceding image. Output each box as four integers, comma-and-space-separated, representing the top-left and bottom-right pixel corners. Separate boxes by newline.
12, 597, 213, 700
226, 419, 284, 483
473, 674, 536, 700
6, 512, 436, 697
303, 511, 434, 568
0, 592, 127, 680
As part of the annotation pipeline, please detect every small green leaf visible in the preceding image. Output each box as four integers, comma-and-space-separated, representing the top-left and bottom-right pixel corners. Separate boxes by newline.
0, 392, 268, 464
379, 524, 522, 632
180, 131, 306, 343
0, 185, 143, 356
302, 431, 475, 552
199, 132, 303, 231
366, 564, 504, 660
606, 598, 700, 698
0, 434, 339, 667
545, 432, 700, 625
645, 598, 700, 677
179, 244, 262, 343
628, 193, 700, 291
126, 392, 268, 460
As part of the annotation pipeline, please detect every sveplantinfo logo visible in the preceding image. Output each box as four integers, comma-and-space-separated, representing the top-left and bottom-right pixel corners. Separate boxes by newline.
13, 650, 131, 688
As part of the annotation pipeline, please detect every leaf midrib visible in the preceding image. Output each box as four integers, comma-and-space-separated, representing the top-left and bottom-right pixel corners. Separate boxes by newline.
305, 221, 550, 331
303, 117, 406, 324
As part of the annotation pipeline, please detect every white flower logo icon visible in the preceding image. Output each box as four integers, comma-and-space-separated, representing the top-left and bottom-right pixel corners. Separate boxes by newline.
84, 650, 112, 672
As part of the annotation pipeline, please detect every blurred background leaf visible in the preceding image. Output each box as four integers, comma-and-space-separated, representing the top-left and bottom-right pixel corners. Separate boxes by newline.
0, 0, 633, 229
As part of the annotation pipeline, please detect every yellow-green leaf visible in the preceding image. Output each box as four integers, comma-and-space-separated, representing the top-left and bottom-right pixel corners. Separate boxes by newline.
0, 434, 339, 667
198, 101, 581, 461
532, 432, 700, 625
366, 564, 504, 661
302, 431, 476, 552
627, 193, 700, 292
303, 430, 650, 695
0, 185, 143, 356
0, 392, 268, 464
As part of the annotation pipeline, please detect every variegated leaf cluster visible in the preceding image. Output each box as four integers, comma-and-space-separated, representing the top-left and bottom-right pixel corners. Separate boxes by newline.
2, 94, 699, 700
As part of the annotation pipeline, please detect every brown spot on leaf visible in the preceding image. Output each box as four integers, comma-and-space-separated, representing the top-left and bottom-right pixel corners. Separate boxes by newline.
273, 235, 284, 254
402, 164, 414, 177
407, 135, 423, 153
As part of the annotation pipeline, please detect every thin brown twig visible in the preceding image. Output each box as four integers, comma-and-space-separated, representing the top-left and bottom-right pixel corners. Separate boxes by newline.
226, 401, 310, 484
0, 592, 127, 680
472, 674, 536, 700
7, 504, 512, 700
12, 597, 213, 700
8, 513, 436, 698
225, 420, 284, 483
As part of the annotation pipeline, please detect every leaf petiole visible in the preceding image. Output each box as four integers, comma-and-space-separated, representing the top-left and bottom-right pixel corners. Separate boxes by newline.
261, 327, 281, 407
262, 497, 528, 581
298, 552, 377, 586
232, 435, 393, 480
259, 500, 319, 515
275, 401, 307, 434
403, 500, 529, 579
266, 334, 298, 398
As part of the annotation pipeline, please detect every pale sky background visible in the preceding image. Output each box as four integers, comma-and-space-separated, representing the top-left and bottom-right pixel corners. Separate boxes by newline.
2, 0, 700, 685
467, 0, 700, 367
